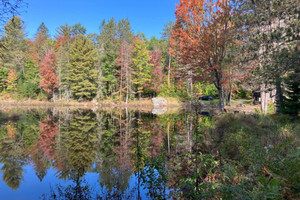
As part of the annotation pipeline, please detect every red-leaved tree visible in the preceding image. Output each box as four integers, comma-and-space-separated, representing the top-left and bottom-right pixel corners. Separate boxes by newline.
117, 41, 134, 104
171, 0, 242, 111
40, 50, 58, 100
150, 49, 165, 95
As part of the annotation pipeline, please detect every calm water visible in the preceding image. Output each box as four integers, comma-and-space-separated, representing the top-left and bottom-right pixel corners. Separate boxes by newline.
0, 107, 213, 200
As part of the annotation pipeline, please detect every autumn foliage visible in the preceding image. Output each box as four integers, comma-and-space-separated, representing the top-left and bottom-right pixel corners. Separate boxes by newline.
40, 50, 58, 95
171, 0, 241, 111
6, 69, 18, 92
150, 50, 165, 93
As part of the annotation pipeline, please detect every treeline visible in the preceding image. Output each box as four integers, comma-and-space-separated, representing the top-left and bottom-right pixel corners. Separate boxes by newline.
0, 17, 193, 103
0, 0, 299, 115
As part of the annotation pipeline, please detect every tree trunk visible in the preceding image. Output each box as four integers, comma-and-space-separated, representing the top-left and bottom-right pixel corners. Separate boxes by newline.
120, 72, 123, 101
260, 83, 269, 114
218, 86, 224, 112
275, 80, 283, 114
167, 121, 170, 154
225, 91, 232, 106
126, 81, 129, 104
190, 71, 193, 104
168, 56, 171, 87
225, 85, 232, 106
139, 90, 141, 101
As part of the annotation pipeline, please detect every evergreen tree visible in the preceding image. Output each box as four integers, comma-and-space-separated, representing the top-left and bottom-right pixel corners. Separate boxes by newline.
283, 47, 300, 116
36, 22, 50, 40
67, 35, 98, 100
98, 18, 119, 98
98, 18, 134, 99
239, 0, 300, 113
0, 16, 27, 73
55, 23, 74, 100
284, 69, 300, 116
71, 23, 86, 36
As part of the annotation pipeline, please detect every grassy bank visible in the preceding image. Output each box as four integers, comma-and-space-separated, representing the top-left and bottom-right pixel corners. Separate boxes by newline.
0, 97, 183, 108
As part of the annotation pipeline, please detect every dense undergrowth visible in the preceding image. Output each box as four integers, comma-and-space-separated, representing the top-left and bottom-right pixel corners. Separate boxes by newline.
169, 114, 300, 199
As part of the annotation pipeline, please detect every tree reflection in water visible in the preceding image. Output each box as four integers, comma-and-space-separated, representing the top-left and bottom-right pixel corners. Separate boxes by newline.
1, 108, 297, 199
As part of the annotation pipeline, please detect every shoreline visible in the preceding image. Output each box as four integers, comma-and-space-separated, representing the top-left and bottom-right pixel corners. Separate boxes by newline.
0, 99, 184, 109
0, 99, 258, 114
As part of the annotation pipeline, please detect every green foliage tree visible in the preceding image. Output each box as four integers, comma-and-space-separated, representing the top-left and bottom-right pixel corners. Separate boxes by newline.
132, 37, 152, 99
71, 23, 86, 36
67, 35, 98, 100
239, 0, 300, 113
18, 59, 40, 98
0, 16, 27, 73
98, 18, 134, 100
283, 67, 300, 116
0, 67, 8, 92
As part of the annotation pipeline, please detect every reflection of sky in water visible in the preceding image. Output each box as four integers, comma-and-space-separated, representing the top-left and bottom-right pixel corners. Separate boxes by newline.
0, 109, 184, 199
0, 164, 151, 199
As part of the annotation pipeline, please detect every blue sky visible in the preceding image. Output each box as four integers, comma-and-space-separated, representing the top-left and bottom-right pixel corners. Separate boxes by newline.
21, 0, 179, 39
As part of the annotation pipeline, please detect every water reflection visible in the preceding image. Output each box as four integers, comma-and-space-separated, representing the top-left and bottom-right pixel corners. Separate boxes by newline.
0, 108, 195, 199
2, 108, 293, 199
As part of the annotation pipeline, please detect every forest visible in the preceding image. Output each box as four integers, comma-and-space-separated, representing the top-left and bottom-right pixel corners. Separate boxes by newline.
0, 0, 298, 115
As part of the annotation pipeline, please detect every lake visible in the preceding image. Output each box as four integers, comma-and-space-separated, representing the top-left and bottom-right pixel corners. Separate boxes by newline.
0, 107, 298, 199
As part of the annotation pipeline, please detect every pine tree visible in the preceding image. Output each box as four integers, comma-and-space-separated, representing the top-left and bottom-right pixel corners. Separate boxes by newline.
98, 18, 119, 99
240, 0, 300, 113
284, 70, 300, 116
0, 16, 27, 73
55, 23, 74, 100
67, 35, 98, 100
98, 18, 134, 99
71, 23, 86, 36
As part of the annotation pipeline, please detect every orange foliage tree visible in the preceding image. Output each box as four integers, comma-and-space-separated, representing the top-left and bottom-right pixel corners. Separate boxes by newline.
40, 50, 58, 99
171, 0, 242, 111
6, 69, 18, 93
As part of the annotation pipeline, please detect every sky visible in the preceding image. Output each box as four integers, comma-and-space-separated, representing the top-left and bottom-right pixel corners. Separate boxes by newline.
20, 0, 179, 39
